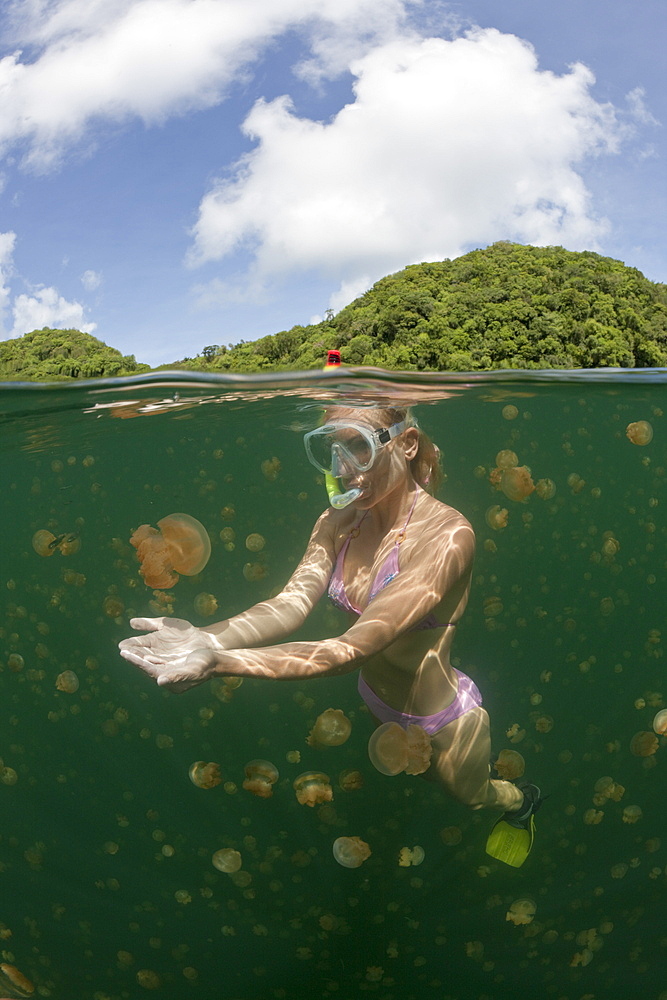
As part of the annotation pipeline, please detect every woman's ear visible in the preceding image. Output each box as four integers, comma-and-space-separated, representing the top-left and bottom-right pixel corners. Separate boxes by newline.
403, 427, 420, 461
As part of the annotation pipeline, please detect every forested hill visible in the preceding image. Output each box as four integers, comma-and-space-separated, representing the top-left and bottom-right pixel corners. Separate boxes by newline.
2, 243, 666, 380
194, 243, 667, 372
0, 328, 150, 381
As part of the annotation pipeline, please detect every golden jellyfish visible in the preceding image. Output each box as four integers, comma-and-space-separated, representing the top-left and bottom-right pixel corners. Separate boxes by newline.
500, 466, 535, 502
367, 722, 432, 776
243, 562, 268, 582
611, 862, 628, 879
535, 478, 556, 500
398, 846, 425, 867
261, 457, 281, 481
493, 749, 525, 780
189, 761, 222, 789
194, 592, 218, 616
583, 809, 604, 825
630, 731, 659, 757
495, 450, 518, 469
307, 708, 352, 748
103, 596, 125, 618
130, 513, 211, 589
626, 420, 653, 445
293, 771, 333, 806
338, 769, 364, 791
55, 670, 79, 693
243, 759, 279, 798
7, 653, 24, 672
212, 848, 242, 873
440, 826, 462, 846
485, 505, 508, 530
506, 898, 536, 926
332, 836, 371, 869
653, 709, 667, 735
0, 963, 34, 996
32, 529, 58, 556
136, 969, 161, 990
534, 715, 554, 734
502, 405, 519, 420
245, 533, 266, 552
622, 805, 643, 824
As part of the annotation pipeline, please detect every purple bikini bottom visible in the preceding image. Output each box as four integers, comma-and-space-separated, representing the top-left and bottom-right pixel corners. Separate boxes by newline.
358, 668, 483, 736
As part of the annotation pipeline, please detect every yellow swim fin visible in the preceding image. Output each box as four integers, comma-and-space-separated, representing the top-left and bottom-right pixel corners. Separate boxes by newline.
485, 783, 542, 868
485, 814, 536, 868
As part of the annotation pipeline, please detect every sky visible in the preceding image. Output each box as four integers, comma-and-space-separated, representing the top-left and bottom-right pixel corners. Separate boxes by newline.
0, 0, 664, 367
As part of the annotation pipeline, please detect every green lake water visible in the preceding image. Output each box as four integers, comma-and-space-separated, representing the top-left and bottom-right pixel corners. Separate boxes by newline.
0, 367, 665, 1000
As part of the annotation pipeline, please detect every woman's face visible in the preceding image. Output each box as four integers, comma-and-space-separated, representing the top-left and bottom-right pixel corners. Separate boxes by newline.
326, 409, 419, 507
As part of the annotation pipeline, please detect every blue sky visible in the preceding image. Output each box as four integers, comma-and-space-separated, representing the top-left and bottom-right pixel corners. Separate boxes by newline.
0, 0, 664, 367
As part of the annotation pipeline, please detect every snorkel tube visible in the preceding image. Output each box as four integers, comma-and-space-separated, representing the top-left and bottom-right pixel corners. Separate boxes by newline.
322, 350, 362, 509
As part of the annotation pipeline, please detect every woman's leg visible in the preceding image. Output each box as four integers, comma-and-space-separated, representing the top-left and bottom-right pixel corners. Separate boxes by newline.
426, 705, 523, 813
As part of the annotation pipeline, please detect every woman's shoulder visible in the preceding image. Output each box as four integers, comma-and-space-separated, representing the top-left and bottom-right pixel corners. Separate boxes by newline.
420, 492, 473, 533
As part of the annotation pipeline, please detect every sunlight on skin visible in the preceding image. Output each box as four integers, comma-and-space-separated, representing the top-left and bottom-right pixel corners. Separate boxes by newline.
119, 406, 524, 816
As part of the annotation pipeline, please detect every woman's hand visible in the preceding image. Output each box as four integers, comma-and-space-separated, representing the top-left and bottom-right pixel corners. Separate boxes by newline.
118, 617, 223, 692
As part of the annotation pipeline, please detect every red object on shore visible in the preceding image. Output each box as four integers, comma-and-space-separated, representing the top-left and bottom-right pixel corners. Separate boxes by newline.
325, 349, 341, 367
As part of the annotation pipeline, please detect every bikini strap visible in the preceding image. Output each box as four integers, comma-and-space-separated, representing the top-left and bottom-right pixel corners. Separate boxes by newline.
395, 488, 420, 545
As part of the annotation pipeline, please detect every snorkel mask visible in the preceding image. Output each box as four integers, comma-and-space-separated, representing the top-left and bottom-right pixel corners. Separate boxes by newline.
304, 419, 407, 508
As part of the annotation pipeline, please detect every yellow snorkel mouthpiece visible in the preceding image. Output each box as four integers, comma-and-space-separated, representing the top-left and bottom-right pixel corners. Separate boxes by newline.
322, 351, 362, 509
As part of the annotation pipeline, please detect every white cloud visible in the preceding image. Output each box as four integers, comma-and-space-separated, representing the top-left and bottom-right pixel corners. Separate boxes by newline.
11, 286, 96, 337
188, 28, 625, 312
0, 230, 17, 335
0, 0, 409, 171
81, 268, 102, 291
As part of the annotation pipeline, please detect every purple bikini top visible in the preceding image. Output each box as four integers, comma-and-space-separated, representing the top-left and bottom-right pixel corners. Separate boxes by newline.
328, 489, 452, 631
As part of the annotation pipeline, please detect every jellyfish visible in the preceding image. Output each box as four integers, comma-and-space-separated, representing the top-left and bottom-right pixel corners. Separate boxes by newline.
440, 826, 462, 846
332, 836, 371, 868
338, 769, 364, 791
243, 562, 268, 582
653, 710, 667, 735
626, 420, 653, 445
32, 529, 58, 556
245, 533, 266, 552
293, 771, 333, 806
493, 749, 525, 780
0, 962, 34, 996
622, 805, 643, 824
55, 670, 79, 693
130, 513, 211, 589
242, 760, 279, 798
7, 653, 24, 672
136, 969, 161, 989
485, 505, 509, 530
398, 846, 425, 867
534, 715, 554, 733
307, 709, 352, 748
212, 848, 242, 873
583, 809, 604, 825
261, 457, 281, 481
502, 405, 519, 420
368, 722, 432, 776
506, 898, 536, 926
611, 862, 628, 878
500, 466, 535, 502
194, 592, 218, 616
629, 731, 659, 757
103, 596, 125, 618
535, 478, 556, 500
189, 761, 222, 789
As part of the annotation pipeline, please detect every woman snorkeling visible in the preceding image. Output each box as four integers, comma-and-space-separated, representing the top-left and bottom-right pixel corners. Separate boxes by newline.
119, 406, 542, 866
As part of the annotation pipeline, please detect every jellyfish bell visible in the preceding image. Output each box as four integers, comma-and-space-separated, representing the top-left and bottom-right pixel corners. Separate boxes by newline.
130, 513, 211, 589
242, 759, 279, 798
535, 478, 556, 500
307, 708, 352, 748
626, 420, 653, 445
32, 529, 57, 556
493, 749, 525, 780
212, 848, 242, 873
338, 769, 364, 791
622, 805, 643, 824
332, 836, 371, 869
398, 845, 425, 867
485, 505, 509, 530
194, 592, 218, 616
55, 670, 79, 693
495, 450, 518, 469
293, 771, 333, 807
653, 709, 667, 735
189, 761, 222, 789
630, 731, 659, 757
368, 723, 432, 777
506, 898, 537, 926
500, 466, 535, 502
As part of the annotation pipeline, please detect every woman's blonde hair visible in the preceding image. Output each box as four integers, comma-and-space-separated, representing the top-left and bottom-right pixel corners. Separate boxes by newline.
373, 407, 443, 495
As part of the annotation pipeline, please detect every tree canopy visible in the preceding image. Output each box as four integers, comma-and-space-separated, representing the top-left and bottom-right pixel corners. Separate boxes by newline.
193, 243, 667, 372
0, 327, 150, 381
2, 244, 666, 379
